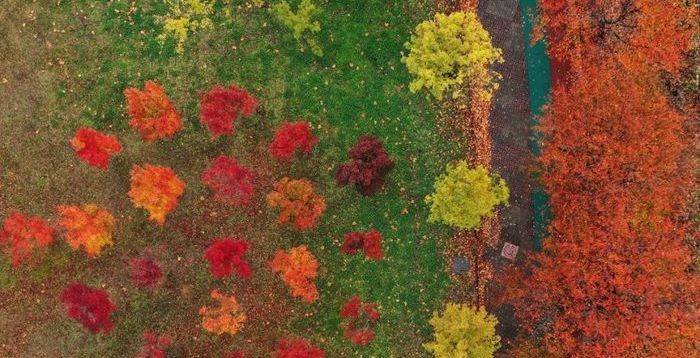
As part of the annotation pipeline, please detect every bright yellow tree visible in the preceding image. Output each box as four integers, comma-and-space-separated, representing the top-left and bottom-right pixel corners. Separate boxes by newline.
424, 303, 501, 358
426, 161, 508, 230
402, 11, 503, 100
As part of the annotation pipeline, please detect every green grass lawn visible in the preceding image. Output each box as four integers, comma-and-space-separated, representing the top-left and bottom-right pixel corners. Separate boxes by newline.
0, 0, 463, 356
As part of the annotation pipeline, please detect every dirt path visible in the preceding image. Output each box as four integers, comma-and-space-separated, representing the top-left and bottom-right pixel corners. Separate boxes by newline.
476, 0, 535, 345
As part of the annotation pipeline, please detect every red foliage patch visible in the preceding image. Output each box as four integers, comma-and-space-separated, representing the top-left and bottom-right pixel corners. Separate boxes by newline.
269, 121, 319, 160
70, 127, 122, 169
222, 352, 246, 358
135, 331, 171, 358
124, 81, 183, 142
335, 135, 394, 196
0, 211, 54, 267
60, 283, 116, 334
340, 296, 380, 346
201, 155, 255, 206
129, 256, 164, 288
200, 85, 258, 138
341, 230, 384, 260
204, 238, 252, 279
273, 338, 325, 358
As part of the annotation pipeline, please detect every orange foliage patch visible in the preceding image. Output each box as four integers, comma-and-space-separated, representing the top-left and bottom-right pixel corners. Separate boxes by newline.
128, 164, 186, 225
124, 81, 183, 142
270, 245, 319, 303
56, 204, 114, 257
199, 289, 246, 336
0, 211, 54, 267
70, 127, 122, 169
266, 178, 326, 231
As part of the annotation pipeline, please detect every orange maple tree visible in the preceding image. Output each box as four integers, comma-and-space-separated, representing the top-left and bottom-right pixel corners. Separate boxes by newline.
270, 245, 319, 303
199, 289, 246, 336
537, 0, 695, 75
124, 81, 183, 142
505, 63, 698, 357
56, 204, 115, 257
0, 211, 54, 267
266, 177, 326, 231
128, 164, 186, 225
70, 127, 122, 169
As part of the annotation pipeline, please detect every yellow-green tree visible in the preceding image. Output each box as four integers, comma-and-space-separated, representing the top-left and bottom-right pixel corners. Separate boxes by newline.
424, 303, 501, 358
158, 0, 215, 54
402, 11, 503, 100
271, 0, 323, 57
426, 161, 508, 230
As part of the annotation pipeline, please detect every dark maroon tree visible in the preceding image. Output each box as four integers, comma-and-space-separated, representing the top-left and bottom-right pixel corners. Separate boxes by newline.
335, 135, 394, 196
269, 121, 319, 160
341, 230, 384, 260
204, 238, 252, 279
201, 155, 255, 206
60, 283, 116, 334
200, 85, 258, 138
129, 256, 164, 288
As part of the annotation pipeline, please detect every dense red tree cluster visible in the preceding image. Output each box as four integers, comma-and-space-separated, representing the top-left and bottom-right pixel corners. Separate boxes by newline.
506, 2, 698, 356
135, 331, 171, 358
269, 121, 319, 160
70, 127, 122, 169
201, 155, 255, 206
339, 296, 380, 346
273, 339, 325, 358
200, 85, 258, 138
0, 211, 54, 267
128, 256, 164, 288
204, 238, 252, 279
335, 135, 394, 196
60, 283, 116, 334
340, 230, 384, 260
124, 81, 183, 142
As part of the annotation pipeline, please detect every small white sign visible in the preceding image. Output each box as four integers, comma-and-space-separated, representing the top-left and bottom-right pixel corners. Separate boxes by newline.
501, 242, 519, 260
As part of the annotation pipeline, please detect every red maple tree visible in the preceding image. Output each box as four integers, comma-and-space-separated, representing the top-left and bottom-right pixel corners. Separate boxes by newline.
269, 121, 319, 160
124, 81, 183, 142
336, 135, 394, 196
200, 85, 258, 138
0, 211, 54, 267
273, 338, 325, 358
339, 296, 380, 346
70, 127, 122, 169
135, 331, 171, 358
128, 256, 164, 288
201, 155, 255, 206
341, 230, 384, 260
60, 283, 116, 334
204, 238, 252, 279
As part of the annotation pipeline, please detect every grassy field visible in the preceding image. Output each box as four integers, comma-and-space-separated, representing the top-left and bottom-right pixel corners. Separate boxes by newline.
0, 0, 465, 356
